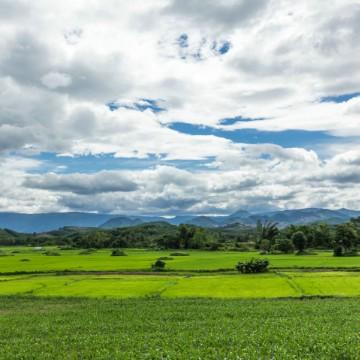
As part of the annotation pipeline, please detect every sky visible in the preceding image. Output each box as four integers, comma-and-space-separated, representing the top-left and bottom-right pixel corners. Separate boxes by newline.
1, 0, 360, 215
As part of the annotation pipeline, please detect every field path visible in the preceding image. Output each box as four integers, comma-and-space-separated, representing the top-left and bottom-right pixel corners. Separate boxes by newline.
274, 272, 305, 296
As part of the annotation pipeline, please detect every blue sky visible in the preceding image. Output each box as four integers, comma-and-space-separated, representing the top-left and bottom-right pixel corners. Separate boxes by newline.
1, 0, 360, 214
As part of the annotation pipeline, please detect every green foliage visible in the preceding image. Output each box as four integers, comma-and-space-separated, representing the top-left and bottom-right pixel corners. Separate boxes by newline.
0, 219, 344, 252
292, 231, 307, 253
334, 245, 344, 257
111, 249, 127, 256
258, 221, 279, 242
334, 223, 359, 256
169, 252, 189, 256
233, 243, 251, 252
272, 239, 294, 254
151, 259, 166, 271
259, 239, 271, 253
236, 258, 269, 273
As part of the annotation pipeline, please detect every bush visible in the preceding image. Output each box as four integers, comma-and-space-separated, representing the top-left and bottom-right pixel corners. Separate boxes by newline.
151, 259, 166, 271
236, 258, 269, 274
334, 246, 358, 257
170, 252, 189, 256
111, 249, 127, 256
44, 250, 61, 256
157, 256, 173, 261
20, 258, 30, 262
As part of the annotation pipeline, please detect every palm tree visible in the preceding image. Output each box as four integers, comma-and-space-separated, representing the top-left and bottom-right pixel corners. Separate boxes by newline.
258, 220, 279, 243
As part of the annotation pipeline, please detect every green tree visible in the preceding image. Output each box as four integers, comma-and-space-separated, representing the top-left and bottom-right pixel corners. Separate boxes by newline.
179, 224, 195, 249
291, 231, 307, 253
334, 223, 358, 256
313, 223, 332, 248
273, 238, 294, 254
259, 221, 279, 243
259, 239, 271, 253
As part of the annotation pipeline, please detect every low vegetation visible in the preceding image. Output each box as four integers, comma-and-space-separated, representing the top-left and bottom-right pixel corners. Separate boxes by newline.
1, 297, 360, 359
236, 258, 269, 273
151, 259, 166, 271
111, 248, 127, 256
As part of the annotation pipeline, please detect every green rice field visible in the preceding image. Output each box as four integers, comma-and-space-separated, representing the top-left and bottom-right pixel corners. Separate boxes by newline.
2, 247, 360, 359
2, 272, 360, 299
1, 296, 360, 359
1, 248, 360, 274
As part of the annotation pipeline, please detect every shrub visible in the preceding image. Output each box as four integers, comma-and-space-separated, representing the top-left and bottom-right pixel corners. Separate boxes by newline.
151, 259, 166, 271
157, 256, 173, 261
44, 250, 61, 256
236, 258, 269, 274
170, 252, 189, 256
20, 258, 30, 262
111, 249, 127, 256
334, 246, 358, 257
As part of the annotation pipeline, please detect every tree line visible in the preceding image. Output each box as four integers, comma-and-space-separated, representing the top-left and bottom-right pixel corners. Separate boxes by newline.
0, 218, 360, 256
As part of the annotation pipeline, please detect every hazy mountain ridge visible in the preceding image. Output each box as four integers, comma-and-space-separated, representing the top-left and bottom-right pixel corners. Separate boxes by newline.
0, 212, 115, 233
1, 208, 359, 232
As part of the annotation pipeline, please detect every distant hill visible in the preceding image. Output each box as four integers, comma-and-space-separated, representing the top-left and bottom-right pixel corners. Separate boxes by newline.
0, 212, 115, 233
250, 208, 360, 227
0, 208, 360, 232
186, 216, 219, 228
100, 215, 166, 229
100, 216, 143, 229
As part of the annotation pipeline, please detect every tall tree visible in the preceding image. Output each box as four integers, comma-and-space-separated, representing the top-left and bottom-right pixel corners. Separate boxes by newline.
292, 231, 307, 253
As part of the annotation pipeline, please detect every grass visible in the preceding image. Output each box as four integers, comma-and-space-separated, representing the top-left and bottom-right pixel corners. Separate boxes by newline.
2, 247, 360, 358
2, 272, 360, 298
1, 247, 360, 274
1, 296, 360, 359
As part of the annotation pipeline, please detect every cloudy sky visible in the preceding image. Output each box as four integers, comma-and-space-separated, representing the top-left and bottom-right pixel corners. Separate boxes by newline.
1, 0, 360, 215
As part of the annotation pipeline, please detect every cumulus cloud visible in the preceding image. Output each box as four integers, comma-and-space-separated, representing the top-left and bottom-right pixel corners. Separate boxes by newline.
24, 171, 138, 194
1, 0, 360, 213
41, 72, 72, 89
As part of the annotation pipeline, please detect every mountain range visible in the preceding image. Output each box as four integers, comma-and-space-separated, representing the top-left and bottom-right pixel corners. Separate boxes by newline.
0, 208, 359, 233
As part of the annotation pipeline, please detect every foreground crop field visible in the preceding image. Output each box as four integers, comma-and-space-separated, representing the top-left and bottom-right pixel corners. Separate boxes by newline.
1, 296, 360, 359
2, 272, 360, 298
1, 247, 360, 274
2, 247, 360, 359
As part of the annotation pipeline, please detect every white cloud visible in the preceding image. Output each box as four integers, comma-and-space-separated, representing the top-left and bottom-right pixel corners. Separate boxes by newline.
0, 0, 360, 213
41, 72, 72, 89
